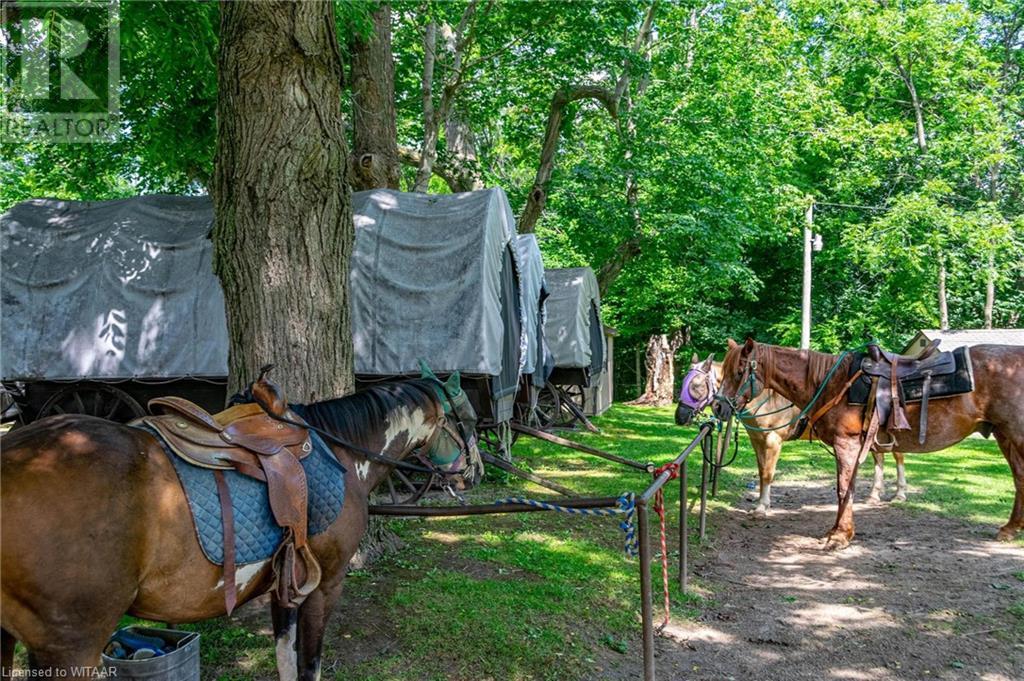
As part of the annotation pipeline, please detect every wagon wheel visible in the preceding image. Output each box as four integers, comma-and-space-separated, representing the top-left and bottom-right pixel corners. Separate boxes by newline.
562, 384, 585, 411
37, 384, 146, 423
535, 382, 564, 428
384, 468, 437, 505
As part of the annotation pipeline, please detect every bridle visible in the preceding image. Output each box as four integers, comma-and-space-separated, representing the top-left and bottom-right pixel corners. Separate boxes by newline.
242, 375, 477, 481
714, 346, 766, 416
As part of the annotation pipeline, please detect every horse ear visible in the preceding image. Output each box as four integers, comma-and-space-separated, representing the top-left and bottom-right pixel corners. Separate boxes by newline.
445, 370, 462, 395
703, 353, 714, 369
690, 352, 699, 364
742, 337, 755, 355
419, 359, 438, 381
727, 338, 738, 350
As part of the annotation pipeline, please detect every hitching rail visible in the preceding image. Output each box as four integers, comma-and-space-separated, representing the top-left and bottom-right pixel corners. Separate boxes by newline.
634, 420, 714, 681
511, 422, 656, 472
368, 420, 717, 681
368, 496, 621, 516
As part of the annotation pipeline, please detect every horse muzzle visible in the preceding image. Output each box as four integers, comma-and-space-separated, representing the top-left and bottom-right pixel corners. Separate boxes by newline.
712, 398, 733, 420
675, 402, 696, 426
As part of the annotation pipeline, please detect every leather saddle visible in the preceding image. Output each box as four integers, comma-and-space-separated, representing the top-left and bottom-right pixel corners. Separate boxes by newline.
858, 340, 955, 445
139, 373, 320, 614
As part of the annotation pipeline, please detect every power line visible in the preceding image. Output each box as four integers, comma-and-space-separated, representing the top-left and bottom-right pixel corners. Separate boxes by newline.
814, 200, 889, 212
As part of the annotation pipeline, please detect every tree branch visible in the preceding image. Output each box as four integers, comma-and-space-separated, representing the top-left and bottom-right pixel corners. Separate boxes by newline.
517, 84, 619, 233
413, 21, 438, 192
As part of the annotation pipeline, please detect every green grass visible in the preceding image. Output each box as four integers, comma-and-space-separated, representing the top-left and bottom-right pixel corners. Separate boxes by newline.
338, 403, 1017, 679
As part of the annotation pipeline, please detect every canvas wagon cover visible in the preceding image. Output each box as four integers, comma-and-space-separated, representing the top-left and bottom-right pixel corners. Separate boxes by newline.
543, 267, 605, 373
514, 234, 546, 376
2, 189, 526, 386
351, 188, 526, 382
1, 196, 226, 381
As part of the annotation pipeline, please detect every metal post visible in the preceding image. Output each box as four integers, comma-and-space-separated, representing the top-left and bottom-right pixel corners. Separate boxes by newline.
679, 459, 687, 594
699, 442, 710, 541
801, 200, 814, 350
637, 498, 655, 681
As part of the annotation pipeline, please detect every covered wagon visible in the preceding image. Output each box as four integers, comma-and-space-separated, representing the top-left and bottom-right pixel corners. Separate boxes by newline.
1, 189, 528, 435
539, 267, 608, 426
0, 195, 229, 422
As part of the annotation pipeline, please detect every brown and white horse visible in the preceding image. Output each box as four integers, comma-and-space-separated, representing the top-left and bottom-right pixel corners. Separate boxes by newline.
676, 354, 907, 516
714, 339, 1024, 549
1, 377, 478, 680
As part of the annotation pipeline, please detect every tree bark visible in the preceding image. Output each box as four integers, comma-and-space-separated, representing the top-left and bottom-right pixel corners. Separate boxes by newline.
938, 256, 949, 331
213, 0, 354, 402
349, 3, 401, 191
629, 329, 686, 406
413, 3, 479, 193
444, 108, 484, 192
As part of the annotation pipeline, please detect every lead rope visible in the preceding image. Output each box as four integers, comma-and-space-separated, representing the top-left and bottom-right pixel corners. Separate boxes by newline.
494, 494, 638, 557
652, 462, 680, 632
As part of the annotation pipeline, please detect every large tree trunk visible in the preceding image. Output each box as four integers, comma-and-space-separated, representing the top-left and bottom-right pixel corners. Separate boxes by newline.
349, 3, 401, 191
629, 329, 686, 406
213, 0, 354, 402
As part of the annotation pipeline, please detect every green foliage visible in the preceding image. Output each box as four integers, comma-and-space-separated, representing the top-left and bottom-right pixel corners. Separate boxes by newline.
2, 0, 1021, 355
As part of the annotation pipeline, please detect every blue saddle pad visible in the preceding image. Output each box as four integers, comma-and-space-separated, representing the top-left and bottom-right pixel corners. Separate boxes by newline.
141, 425, 346, 566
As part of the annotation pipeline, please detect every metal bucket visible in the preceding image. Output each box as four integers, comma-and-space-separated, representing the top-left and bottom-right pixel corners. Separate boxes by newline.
101, 627, 200, 681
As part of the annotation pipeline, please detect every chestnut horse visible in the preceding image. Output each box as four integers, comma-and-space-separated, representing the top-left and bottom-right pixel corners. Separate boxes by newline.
675, 355, 908, 515
1, 377, 477, 680
714, 339, 1024, 549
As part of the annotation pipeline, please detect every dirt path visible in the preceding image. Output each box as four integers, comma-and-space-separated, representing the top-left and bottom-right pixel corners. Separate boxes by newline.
227, 480, 1022, 680
638, 481, 1024, 681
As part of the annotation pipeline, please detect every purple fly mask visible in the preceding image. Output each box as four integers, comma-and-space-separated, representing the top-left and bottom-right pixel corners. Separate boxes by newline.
679, 363, 718, 411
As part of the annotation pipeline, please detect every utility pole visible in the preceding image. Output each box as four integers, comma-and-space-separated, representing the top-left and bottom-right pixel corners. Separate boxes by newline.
801, 200, 814, 350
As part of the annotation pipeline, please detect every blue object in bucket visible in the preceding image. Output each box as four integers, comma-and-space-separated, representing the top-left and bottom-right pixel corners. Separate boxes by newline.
141, 425, 346, 566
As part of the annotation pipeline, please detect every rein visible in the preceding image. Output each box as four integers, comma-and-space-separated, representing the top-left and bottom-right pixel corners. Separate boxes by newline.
715, 344, 869, 433
254, 379, 471, 478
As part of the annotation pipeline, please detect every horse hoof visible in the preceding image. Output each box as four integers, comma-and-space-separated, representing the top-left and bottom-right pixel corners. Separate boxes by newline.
750, 507, 768, 520
824, 534, 851, 551
866, 494, 882, 505
995, 527, 1020, 542
893, 493, 907, 503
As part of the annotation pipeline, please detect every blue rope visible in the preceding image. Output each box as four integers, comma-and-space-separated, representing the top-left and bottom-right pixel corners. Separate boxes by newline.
494, 493, 638, 557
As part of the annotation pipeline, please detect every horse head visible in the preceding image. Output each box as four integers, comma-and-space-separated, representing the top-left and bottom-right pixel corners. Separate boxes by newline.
418, 365, 483, 486
714, 337, 765, 420
675, 352, 718, 426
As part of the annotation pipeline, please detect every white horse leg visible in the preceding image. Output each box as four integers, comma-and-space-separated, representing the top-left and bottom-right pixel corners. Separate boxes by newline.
867, 451, 885, 503
752, 433, 781, 518
893, 452, 907, 501
272, 603, 299, 681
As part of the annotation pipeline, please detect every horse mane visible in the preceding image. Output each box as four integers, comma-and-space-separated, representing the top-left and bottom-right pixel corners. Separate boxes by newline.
291, 380, 438, 450
757, 344, 847, 391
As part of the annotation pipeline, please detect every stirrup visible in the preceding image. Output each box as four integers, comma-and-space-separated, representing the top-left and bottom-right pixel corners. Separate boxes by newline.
272, 540, 322, 608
